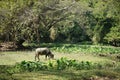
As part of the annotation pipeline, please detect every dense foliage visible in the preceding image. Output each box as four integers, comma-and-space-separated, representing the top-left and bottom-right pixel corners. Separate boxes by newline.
7, 57, 119, 73
27, 43, 120, 54
0, 0, 120, 46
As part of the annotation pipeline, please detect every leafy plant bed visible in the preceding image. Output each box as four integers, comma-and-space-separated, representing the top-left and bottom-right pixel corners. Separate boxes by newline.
1, 63, 120, 80
7, 57, 120, 73
25, 43, 120, 54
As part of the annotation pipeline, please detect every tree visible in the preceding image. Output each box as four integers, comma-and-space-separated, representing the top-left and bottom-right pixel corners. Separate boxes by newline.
0, 0, 75, 42
104, 0, 120, 46
0, 0, 33, 45
104, 26, 120, 46
0, 0, 119, 46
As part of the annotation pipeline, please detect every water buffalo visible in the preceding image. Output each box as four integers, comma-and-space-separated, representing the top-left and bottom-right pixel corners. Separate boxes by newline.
35, 48, 54, 61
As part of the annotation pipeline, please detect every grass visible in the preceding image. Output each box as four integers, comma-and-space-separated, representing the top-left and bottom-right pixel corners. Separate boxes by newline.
0, 43, 120, 80
0, 69, 120, 80
0, 51, 114, 65
11, 70, 120, 80
0, 51, 34, 65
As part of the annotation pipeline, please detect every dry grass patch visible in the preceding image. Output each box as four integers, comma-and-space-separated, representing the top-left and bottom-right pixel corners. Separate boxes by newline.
0, 51, 113, 65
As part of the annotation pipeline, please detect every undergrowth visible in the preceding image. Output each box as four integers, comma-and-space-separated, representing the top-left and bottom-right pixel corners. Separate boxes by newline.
1, 57, 120, 80
7, 57, 120, 73
25, 43, 120, 54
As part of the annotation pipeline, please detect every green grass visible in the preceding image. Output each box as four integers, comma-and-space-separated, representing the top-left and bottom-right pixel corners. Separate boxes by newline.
0, 51, 114, 65
0, 43, 120, 80
0, 69, 120, 80
0, 51, 34, 65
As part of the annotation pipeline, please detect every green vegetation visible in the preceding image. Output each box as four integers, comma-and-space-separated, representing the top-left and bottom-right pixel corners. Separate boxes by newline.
26, 43, 120, 54
0, 57, 120, 80
0, 43, 120, 80
8, 58, 97, 72
51, 44, 120, 54
7, 57, 119, 72
0, 0, 120, 79
0, 0, 120, 46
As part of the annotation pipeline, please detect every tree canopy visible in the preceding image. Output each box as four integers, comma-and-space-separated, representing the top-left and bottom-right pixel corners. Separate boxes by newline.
0, 0, 120, 46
